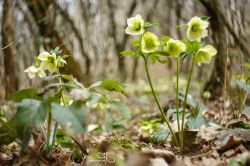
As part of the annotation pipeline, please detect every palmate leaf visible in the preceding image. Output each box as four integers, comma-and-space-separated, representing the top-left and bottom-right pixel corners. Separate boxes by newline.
153, 129, 170, 143
201, 16, 210, 21
120, 50, 134, 56
232, 80, 250, 93
52, 101, 89, 135
186, 40, 201, 54
109, 101, 131, 118
15, 99, 49, 151
6, 88, 40, 102
101, 80, 126, 94
132, 39, 141, 46
89, 80, 126, 94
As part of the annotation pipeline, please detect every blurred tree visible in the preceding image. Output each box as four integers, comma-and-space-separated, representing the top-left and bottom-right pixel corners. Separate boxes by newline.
200, 0, 250, 100
23, 0, 87, 83
2, 0, 19, 94
107, 0, 137, 80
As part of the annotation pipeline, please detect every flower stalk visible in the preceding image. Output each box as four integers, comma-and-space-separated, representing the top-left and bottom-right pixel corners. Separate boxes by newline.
143, 55, 179, 146
122, 15, 217, 152
176, 57, 181, 138
180, 56, 195, 150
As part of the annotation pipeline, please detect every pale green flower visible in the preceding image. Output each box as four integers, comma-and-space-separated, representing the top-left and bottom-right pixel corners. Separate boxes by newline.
163, 39, 186, 57
187, 16, 209, 41
141, 32, 160, 53
38, 51, 57, 73
24, 66, 46, 79
125, 15, 145, 35
194, 45, 217, 63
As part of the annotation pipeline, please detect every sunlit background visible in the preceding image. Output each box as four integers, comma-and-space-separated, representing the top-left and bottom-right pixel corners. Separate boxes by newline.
0, 0, 250, 100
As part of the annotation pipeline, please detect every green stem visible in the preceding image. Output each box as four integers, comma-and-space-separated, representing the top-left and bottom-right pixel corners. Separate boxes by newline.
47, 111, 52, 145
143, 56, 179, 146
176, 58, 181, 139
49, 75, 66, 155
180, 56, 195, 150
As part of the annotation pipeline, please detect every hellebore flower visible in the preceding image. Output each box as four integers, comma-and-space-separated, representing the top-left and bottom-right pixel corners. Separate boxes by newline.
38, 51, 57, 73
24, 66, 46, 79
194, 45, 217, 63
141, 32, 160, 53
125, 15, 145, 35
163, 39, 186, 57
187, 16, 209, 41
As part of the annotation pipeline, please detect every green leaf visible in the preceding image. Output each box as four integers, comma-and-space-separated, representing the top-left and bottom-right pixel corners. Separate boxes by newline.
186, 40, 201, 54
110, 101, 131, 118
150, 54, 168, 64
231, 80, 250, 93
86, 92, 107, 107
180, 52, 188, 60
15, 99, 49, 150
243, 107, 250, 114
0, 118, 16, 145
6, 88, 40, 102
160, 36, 171, 42
134, 49, 143, 58
52, 101, 89, 134
177, 24, 188, 28
101, 80, 124, 93
154, 50, 169, 56
50, 47, 62, 54
62, 54, 70, 59
201, 16, 210, 21
153, 129, 169, 143
88, 81, 102, 89
56, 129, 75, 149
144, 22, 159, 28
61, 75, 74, 81
187, 104, 207, 129
152, 23, 160, 27
151, 54, 159, 64
144, 21, 151, 27
120, 50, 134, 56
89, 80, 125, 94
132, 40, 141, 46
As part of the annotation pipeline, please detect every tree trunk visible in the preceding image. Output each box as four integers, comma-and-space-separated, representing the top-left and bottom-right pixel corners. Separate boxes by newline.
24, 0, 87, 83
200, 0, 230, 100
2, 0, 19, 94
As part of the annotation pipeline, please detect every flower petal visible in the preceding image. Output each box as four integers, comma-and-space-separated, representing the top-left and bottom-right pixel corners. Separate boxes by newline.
125, 15, 144, 36
38, 51, 51, 61
141, 32, 160, 53
164, 39, 185, 57
204, 44, 217, 56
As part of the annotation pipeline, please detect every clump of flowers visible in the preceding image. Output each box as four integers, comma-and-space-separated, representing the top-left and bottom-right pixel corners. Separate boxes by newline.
24, 47, 70, 154
121, 15, 217, 151
24, 48, 67, 79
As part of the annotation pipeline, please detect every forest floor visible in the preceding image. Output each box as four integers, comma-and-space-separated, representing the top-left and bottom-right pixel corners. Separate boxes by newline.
0, 80, 250, 166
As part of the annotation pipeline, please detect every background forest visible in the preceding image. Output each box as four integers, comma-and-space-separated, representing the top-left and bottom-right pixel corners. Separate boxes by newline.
1, 0, 250, 165
0, 0, 250, 99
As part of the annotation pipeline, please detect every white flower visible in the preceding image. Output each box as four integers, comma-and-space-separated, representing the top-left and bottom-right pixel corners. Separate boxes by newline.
24, 66, 46, 79
125, 15, 145, 35
187, 16, 209, 41
38, 51, 57, 73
